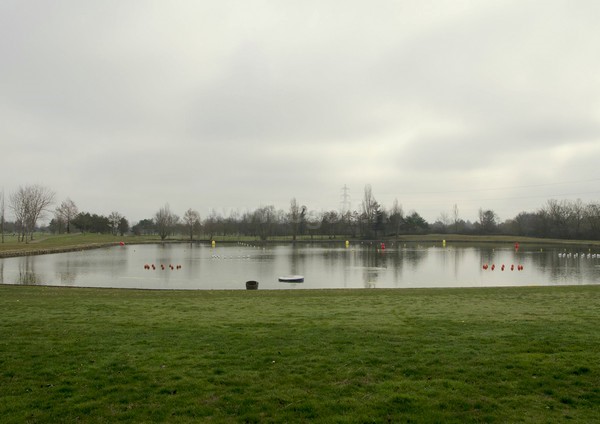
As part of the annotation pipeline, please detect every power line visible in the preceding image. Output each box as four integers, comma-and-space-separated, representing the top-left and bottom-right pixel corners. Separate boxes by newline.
390, 190, 600, 205
340, 184, 351, 212
389, 177, 600, 196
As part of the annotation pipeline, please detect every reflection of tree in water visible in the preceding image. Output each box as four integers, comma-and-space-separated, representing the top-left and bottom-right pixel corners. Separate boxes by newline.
535, 249, 586, 282
289, 244, 307, 275
358, 244, 430, 287
362, 248, 385, 288
452, 247, 466, 279
18, 256, 39, 285
479, 246, 599, 284
437, 246, 466, 280
56, 258, 77, 285
401, 245, 427, 269
479, 248, 498, 266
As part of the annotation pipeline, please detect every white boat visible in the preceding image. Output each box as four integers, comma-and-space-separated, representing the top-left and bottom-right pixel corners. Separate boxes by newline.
278, 275, 304, 283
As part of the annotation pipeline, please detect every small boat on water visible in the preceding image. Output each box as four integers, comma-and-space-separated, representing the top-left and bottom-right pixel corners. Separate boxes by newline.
278, 275, 304, 283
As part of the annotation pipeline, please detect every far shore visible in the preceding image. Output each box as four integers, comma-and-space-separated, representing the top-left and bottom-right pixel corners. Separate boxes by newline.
1, 232, 600, 258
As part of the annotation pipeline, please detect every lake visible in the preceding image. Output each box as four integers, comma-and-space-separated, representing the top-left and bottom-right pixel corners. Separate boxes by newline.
1, 242, 600, 290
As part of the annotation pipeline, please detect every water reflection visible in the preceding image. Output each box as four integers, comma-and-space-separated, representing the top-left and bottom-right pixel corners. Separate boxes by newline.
0, 243, 599, 290
18, 256, 40, 285
54, 257, 77, 285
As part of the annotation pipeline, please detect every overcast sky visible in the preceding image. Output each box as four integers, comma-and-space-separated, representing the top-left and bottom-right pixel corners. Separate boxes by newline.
2, 0, 600, 224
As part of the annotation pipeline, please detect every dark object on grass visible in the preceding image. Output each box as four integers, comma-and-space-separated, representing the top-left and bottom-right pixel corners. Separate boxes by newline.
246, 280, 259, 290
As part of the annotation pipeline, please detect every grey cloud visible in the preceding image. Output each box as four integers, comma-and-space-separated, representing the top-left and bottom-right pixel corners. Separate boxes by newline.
2, 1, 599, 223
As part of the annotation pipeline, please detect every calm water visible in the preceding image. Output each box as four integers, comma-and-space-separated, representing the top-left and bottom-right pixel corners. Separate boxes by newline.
1, 242, 600, 290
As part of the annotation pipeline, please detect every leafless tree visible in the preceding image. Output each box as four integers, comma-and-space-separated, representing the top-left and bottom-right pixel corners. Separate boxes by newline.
155, 204, 178, 240
9, 184, 55, 242
361, 185, 377, 219
1, 188, 5, 243
452, 204, 460, 232
541, 199, 570, 238
253, 205, 277, 240
55, 198, 79, 234
288, 198, 301, 240
389, 198, 404, 237
567, 198, 585, 237
108, 211, 123, 235
182, 208, 201, 241
361, 184, 380, 237
478, 208, 498, 234
438, 211, 450, 227
586, 202, 600, 238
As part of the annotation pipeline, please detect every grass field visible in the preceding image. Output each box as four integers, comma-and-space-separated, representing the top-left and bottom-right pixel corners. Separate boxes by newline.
1, 285, 598, 422
3, 232, 600, 259
0, 233, 162, 257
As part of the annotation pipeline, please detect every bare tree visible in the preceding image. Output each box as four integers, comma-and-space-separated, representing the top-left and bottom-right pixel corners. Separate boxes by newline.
108, 211, 123, 235
568, 198, 585, 238
361, 184, 380, 238
389, 198, 404, 237
55, 198, 79, 234
9, 184, 55, 242
452, 204, 460, 233
478, 208, 498, 234
288, 198, 301, 241
586, 203, 600, 239
1, 188, 5, 243
541, 199, 570, 238
182, 208, 201, 241
155, 204, 178, 240
438, 211, 450, 227
253, 205, 277, 240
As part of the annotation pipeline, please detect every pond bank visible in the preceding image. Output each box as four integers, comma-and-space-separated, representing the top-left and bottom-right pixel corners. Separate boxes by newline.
1, 285, 598, 422
2, 234, 599, 259
0, 240, 188, 259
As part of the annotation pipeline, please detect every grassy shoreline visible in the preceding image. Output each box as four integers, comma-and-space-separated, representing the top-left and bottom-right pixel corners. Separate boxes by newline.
2, 232, 600, 258
1, 285, 598, 422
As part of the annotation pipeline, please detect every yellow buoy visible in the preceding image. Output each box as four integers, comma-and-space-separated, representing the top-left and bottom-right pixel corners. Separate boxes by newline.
345, 240, 350, 248
211, 240, 216, 248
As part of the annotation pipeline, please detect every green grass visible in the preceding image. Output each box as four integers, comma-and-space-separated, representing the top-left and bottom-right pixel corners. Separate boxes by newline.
0, 233, 162, 257
4, 232, 600, 258
1, 285, 599, 422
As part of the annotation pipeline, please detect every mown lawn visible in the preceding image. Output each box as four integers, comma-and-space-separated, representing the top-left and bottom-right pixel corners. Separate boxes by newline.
0, 234, 163, 257
3, 233, 599, 258
0, 285, 598, 423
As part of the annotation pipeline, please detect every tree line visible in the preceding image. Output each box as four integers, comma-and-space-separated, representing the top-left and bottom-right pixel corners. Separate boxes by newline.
1, 184, 600, 242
